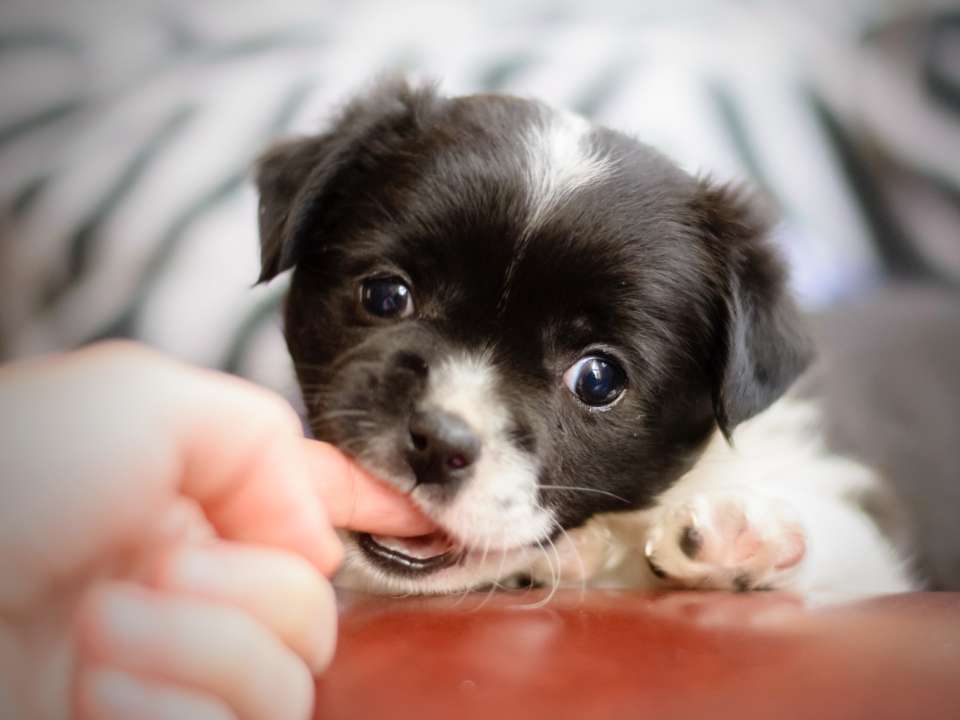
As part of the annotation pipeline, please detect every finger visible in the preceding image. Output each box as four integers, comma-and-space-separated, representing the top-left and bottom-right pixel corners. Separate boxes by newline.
77, 583, 315, 720
149, 543, 337, 673
303, 440, 435, 536
77, 667, 236, 720
169, 364, 344, 574
0, 342, 343, 598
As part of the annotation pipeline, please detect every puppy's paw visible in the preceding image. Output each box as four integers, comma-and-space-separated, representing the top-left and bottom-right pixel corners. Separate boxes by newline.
644, 491, 806, 591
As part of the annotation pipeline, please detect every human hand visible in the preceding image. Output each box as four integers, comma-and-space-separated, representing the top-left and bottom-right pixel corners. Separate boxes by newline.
0, 342, 433, 720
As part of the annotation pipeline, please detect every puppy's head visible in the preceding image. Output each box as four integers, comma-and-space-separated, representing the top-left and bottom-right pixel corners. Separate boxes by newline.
255, 79, 810, 593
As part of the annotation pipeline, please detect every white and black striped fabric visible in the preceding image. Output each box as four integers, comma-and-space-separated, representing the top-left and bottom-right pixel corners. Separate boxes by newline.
1, 0, 957, 402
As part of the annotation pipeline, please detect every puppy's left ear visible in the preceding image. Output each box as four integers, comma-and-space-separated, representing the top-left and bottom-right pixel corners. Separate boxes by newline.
696, 181, 813, 439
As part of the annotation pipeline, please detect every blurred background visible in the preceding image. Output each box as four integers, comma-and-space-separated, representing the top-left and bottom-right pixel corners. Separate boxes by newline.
0, 0, 957, 403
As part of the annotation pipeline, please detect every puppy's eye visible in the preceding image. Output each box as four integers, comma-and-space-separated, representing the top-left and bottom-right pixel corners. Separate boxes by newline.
360, 277, 414, 319
563, 356, 627, 407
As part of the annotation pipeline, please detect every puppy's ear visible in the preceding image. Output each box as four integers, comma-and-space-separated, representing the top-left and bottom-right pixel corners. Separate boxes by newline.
696, 181, 813, 439
254, 77, 440, 283
255, 135, 328, 282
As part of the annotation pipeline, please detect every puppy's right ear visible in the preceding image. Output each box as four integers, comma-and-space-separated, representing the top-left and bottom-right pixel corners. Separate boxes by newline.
255, 135, 328, 283
254, 77, 441, 284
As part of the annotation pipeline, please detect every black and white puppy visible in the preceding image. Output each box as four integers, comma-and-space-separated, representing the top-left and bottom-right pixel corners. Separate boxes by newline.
254, 79, 919, 597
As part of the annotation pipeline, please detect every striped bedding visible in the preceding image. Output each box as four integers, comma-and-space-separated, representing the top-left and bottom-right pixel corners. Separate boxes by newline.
1, 0, 957, 405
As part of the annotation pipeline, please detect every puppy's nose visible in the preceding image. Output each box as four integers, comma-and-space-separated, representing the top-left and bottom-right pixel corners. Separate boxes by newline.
406, 409, 480, 485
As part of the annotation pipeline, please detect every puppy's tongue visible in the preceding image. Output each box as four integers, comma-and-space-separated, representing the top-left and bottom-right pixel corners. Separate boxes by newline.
371, 531, 454, 560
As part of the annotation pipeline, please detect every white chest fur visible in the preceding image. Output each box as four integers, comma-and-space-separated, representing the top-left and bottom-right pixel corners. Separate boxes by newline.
533, 397, 918, 598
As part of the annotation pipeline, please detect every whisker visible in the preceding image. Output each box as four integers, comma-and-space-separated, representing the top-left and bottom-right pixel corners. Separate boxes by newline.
294, 382, 333, 391
453, 542, 479, 608
458, 534, 493, 610
538, 485, 630, 505
478, 534, 492, 580
474, 527, 509, 612
544, 533, 563, 607
325, 435, 366, 450
327, 438, 373, 457
551, 517, 587, 603
313, 423, 379, 437
290, 360, 339, 372
520, 537, 557, 610
309, 413, 377, 428
312, 409, 374, 420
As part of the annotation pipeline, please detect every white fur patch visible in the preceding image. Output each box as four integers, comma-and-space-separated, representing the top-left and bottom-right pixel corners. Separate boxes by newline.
421, 354, 552, 551
337, 354, 555, 595
422, 353, 508, 444
338, 384, 914, 598
497, 109, 612, 313
521, 109, 611, 233
533, 398, 916, 599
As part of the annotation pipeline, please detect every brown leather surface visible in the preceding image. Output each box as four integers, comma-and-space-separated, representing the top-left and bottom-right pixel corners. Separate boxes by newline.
317, 590, 960, 720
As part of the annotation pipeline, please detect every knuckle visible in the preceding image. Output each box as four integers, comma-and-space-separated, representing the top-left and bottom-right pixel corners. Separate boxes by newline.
256, 393, 303, 436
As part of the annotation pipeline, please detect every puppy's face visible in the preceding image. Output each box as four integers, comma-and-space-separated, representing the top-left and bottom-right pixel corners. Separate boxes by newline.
256, 81, 809, 593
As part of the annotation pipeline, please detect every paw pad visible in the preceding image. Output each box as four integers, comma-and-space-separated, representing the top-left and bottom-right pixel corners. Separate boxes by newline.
644, 492, 806, 591
678, 525, 703, 560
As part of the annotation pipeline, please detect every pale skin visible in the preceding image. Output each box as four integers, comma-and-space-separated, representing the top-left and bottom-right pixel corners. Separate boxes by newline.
0, 342, 434, 720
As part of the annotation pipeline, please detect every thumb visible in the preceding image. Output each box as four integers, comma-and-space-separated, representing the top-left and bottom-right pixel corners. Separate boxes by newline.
168, 365, 344, 575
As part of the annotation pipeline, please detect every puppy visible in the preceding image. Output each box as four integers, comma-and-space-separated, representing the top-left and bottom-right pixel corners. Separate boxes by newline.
254, 79, 922, 597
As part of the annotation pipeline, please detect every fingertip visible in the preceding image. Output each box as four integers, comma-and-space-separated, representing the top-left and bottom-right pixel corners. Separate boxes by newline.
305, 577, 338, 674
76, 667, 237, 720
74, 583, 157, 663
303, 440, 435, 537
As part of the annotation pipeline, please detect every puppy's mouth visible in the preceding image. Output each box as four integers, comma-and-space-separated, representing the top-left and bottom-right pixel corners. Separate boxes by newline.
356, 530, 460, 575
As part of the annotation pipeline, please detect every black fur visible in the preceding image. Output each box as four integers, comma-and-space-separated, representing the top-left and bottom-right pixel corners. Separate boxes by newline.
255, 79, 810, 542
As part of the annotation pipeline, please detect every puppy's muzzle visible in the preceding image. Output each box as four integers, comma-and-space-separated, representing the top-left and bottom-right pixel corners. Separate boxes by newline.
405, 408, 481, 487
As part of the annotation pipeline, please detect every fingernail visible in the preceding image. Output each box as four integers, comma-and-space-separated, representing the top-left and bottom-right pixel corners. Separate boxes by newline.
305, 580, 338, 673
171, 548, 222, 590
95, 588, 153, 646
85, 668, 145, 716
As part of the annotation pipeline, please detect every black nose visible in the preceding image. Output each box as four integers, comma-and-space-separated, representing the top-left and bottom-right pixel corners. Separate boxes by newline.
406, 409, 481, 485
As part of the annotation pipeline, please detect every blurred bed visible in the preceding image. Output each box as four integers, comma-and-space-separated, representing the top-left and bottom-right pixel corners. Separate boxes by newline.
1, 0, 957, 408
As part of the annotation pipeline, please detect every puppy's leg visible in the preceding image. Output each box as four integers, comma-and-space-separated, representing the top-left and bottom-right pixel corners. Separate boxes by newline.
643, 488, 803, 591
530, 465, 914, 595
636, 400, 916, 596
534, 400, 917, 596
642, 468, 916, 596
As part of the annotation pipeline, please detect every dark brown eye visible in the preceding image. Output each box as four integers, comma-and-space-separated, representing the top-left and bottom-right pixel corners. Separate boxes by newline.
563, 356, 627, 407
360, 277, 414, 319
